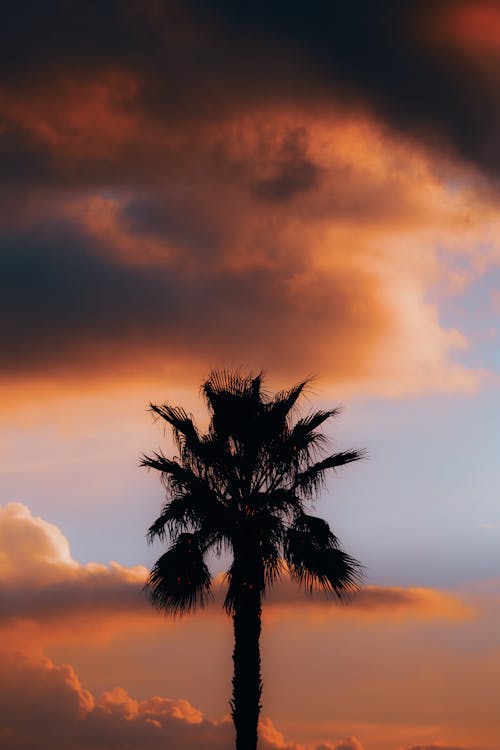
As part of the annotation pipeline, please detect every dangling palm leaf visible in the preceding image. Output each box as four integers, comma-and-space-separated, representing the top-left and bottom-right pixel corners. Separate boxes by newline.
285, 514, 362, 597
147, 533, 212, 614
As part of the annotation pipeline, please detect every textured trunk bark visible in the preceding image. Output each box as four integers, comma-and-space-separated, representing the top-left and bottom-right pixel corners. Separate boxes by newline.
230, 587, 262, 750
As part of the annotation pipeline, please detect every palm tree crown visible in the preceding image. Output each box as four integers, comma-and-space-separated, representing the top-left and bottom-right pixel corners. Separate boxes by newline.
142, 369, 364, 750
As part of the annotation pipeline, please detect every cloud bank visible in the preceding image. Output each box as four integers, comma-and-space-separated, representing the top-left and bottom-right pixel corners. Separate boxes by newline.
0, 503, 469, 632
0, 647, 376, 750
0, 503, 495, 750
2, 2, 500, 393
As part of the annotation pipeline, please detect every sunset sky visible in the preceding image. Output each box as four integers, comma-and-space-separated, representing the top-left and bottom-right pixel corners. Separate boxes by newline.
2, 2, 500, 749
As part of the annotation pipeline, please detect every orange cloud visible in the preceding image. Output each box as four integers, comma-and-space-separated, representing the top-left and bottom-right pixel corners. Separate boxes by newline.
0, 72, 140, 161
0, 647, 494, 750
0, 649, 232, 750
258, 580, 471, 623
0, 503, 470, 638
3, 1, 500, 403
0, 648, 366, 750
0, 505, 497, 750
2, 100, 497, 395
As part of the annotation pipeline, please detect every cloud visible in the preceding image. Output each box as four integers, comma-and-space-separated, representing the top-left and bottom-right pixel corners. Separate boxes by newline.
0, 648, 365, 750
0, 503, 149, 641
0, 502, 145, 586
0, 645, 488, 750
4, 1, 500, 177
0, 108, 495, 394
2, 643, 493, 750
260, 580, 471, 621
1, 3, 500, 393
0, 503, 471, 639
181, 0, 500, 178
0, 505, 495, 750
0, 209, 392, 382
0, 648, 232, 750
0, 502, 78, 582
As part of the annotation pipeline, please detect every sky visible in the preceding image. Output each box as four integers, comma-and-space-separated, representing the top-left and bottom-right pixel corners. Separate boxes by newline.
1, 1, 500, 748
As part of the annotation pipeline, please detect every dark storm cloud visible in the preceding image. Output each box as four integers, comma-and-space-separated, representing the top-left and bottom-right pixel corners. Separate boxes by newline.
0, 210, 387, 378
0, 1, 488, 388
0, 220, 229, 374
190, 0, 500, 175
3, 1, 500, 176
0, 222, 167, 373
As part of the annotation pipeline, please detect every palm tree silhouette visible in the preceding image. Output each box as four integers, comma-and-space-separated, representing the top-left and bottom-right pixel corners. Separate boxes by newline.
142, 369, 364, 750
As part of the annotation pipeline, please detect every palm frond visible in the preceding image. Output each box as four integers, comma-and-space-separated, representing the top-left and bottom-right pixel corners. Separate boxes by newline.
268, 380, 310, 422
252, 381, 310, 453
290, 513, 338, 546
293, 408, 341, 437
146, 495, 200, 543
149, 404, 200, 451
296, 449, 367, 496
147, 489, 231, 544
292, 547, 363, 598
145, 533, 212, 616
141, 451, 209, 496
140, 452, 185, 479
201, 369, 266, 447
202, 369, 263, 409
278, 409, 340, 464
285, 515, 363, 598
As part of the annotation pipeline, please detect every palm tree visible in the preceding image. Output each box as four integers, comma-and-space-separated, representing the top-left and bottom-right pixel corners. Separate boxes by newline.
142, 369, 364, 750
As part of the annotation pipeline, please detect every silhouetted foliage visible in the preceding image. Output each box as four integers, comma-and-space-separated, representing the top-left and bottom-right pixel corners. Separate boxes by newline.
143, 369, 364, 750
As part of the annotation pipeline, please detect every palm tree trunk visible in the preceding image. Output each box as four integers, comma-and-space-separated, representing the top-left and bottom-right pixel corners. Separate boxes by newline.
230, 586, 262, 750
